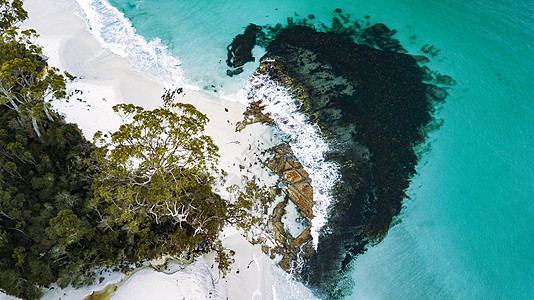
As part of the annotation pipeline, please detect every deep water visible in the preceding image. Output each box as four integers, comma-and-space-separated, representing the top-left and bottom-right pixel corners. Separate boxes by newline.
94, 0, 533, 298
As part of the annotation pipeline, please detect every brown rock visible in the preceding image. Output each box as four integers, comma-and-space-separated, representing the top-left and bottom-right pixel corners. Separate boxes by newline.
273, 159, 286, 173
293, 181, 314, 201
261, 144, 318, 275
294, 226, 312, 245
235, 100, 274, 131
283, 169, 303, 183
287, 189, 314, 220
283, 162, 294, 172
278, 256, 292, 271
298, 167, 309, 178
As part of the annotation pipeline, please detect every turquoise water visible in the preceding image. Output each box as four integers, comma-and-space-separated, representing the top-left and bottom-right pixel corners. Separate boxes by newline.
102, 0, 534, 298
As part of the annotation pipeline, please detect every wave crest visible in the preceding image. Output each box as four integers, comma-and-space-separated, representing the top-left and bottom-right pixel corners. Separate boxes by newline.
73, 0, 189, 87
248, 73, 341, 249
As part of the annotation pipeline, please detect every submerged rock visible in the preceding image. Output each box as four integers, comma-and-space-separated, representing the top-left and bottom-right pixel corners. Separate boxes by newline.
226, 24, 259, 74
226, 67, 243, 77
235, 18, 453, 299
262, 24, 450, 241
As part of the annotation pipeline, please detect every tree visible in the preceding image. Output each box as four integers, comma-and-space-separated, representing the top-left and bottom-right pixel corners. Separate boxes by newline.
0, 105, 97, 299
0, 0, 27, 34
91, 89, 226, 258
0, 28, 67, 137
226, 178, 272, 232
46, 209, 95, 247
0, 0, 68, 138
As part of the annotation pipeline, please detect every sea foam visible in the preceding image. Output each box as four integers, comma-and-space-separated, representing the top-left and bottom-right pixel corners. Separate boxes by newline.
248, 73, 341, 250
73, 0, 339, 253
73, 0, 192, 89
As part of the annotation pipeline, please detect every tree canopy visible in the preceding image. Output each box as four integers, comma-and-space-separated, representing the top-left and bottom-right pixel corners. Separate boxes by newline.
0, 88, 252, 299
0, 1, 260, 298
91, 89, 226, 257
0, 0, 26, 33
0, 4, 68, 138
90, 89, 263, 277
0, 106, 98, 299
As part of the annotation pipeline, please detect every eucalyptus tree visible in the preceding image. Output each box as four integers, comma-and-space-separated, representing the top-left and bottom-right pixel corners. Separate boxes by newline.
0, 28, 67, 137
0, 0, 68, 137
0, 0, 26, 34
91, 89, 227, 258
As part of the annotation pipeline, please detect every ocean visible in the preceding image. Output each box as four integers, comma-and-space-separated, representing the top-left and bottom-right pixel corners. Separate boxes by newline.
76, 0, 534, 298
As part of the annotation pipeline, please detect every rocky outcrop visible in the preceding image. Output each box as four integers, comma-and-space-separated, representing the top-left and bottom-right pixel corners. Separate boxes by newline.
262, 25, 450, 241
226, 24, 259, 76
265, 146, 314, 221
234, 97, 315, 274
257, 25, 452, 299
235, 100, 273, 131
232, 15, 453, 298
262, 145, 315, 273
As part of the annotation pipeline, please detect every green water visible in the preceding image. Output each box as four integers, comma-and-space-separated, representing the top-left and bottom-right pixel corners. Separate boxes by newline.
100, 0, 533, 298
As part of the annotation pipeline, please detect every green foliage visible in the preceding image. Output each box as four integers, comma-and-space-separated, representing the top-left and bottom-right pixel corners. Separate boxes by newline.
0, 2, 253, 296
91, 89, 226, 261
0, 0, 26, 33
0, 106, 97, 299
0, 89, 258, 298
213, 240, 235, 278
0, 269, 42, 300
0, 12, 83, 297
46, 209, 95, 247
0, 11, 68, 137
227, 178, 273, 232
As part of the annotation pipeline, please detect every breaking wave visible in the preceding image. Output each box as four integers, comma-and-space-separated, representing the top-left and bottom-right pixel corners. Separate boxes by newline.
248, 73, 341, 249
73, 0, 191, 88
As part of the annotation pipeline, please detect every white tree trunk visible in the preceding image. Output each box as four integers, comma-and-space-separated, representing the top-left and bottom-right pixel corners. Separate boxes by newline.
32, 117, 41, 138
43, 105, 54, 121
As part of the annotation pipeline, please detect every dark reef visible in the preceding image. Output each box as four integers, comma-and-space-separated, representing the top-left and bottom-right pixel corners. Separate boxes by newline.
230, 12, 453, 299
226, 24, 259, 76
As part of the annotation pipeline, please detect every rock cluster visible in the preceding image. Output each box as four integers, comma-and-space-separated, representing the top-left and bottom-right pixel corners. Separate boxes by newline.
262, 146, 315, 272
226, 24, 259, 77
230, 15, 454, 298
263, 25, 452, 241
235, 100, 274, 131
256, 25, 452, 298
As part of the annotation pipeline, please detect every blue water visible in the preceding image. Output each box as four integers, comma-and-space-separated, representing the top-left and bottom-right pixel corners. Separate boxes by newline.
99, 0, 533, 298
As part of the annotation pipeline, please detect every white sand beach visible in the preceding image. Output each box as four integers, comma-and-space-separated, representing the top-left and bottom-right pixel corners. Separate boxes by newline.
20, 0, 275, 196
0, 0, 318, 299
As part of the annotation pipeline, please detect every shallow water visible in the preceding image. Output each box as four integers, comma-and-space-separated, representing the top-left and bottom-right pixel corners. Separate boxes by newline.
89, 0, 533, 298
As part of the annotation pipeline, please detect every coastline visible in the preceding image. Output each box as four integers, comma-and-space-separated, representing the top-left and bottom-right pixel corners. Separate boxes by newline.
21, 0, 277, 190
1, 0, 531, 298
8, 0, 317, 299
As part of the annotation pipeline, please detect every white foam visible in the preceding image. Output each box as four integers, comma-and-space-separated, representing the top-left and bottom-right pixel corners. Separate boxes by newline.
72, 0, 195, 89
248, 74, 341, 249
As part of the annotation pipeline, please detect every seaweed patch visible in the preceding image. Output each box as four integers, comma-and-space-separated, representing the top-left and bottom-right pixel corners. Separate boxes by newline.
229, 10, 454, 299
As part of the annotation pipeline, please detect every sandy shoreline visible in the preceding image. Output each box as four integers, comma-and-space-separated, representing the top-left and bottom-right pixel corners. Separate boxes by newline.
21, 0, 277, 191
0, 0, 318, 299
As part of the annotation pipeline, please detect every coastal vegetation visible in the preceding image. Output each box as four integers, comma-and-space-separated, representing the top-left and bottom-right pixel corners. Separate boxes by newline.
0, 2, 253, 299
90, 88, 229, 265
0, 0, 68, 138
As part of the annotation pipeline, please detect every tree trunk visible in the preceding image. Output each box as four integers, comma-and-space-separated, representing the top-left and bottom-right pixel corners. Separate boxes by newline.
8, 97, 21, 114
31, 117, 41, 138
43, 104, 54, 121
